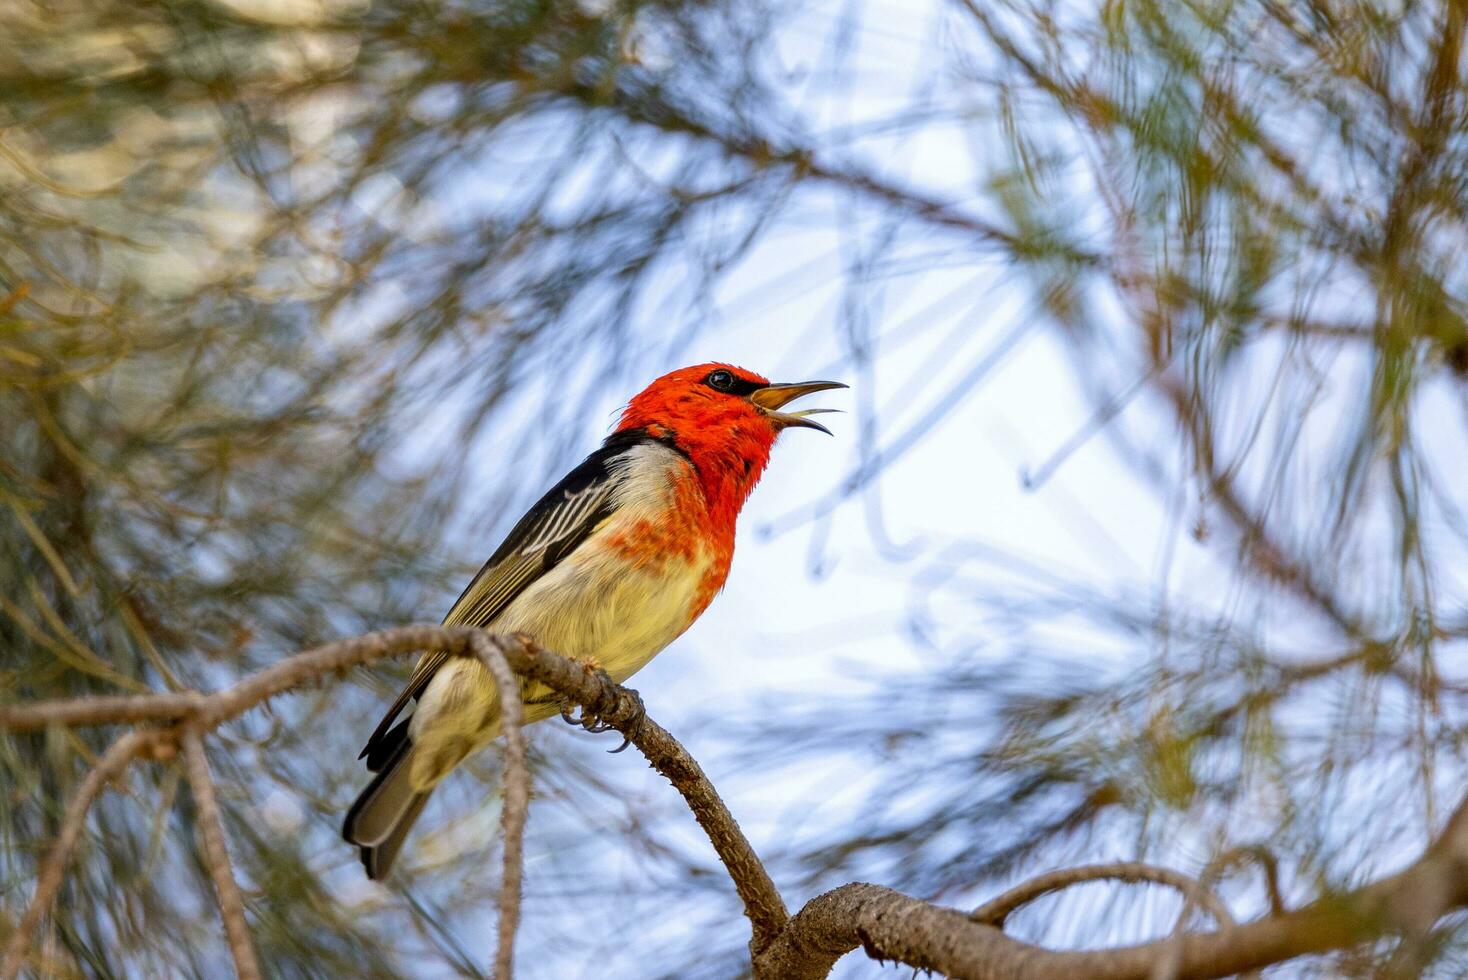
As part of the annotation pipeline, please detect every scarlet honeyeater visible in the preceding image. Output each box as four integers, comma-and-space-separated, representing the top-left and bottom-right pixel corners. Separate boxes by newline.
344, 364, 844, 878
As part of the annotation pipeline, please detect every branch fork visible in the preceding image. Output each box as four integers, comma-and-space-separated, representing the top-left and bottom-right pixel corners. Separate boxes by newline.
5, 626, 1468, 980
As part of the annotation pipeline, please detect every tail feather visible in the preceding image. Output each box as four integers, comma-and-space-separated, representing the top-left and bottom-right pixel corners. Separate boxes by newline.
365, 717, 411, 773
343, 723, 431, 879
361, 791, 429, 880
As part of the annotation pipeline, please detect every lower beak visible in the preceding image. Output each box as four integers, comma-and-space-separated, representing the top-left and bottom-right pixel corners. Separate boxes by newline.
749, 380, 847, 434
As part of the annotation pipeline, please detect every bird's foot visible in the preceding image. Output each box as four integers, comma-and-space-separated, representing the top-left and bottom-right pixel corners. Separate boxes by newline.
557, 669, 646, 753
605, 686, 645, 754
558, 697, 616, 734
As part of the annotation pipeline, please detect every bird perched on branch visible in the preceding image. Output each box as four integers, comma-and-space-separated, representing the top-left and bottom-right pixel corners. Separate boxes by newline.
343, 363, 844, 878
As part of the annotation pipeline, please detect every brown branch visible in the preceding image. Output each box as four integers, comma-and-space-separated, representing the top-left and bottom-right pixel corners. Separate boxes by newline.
1203, 845, 1284, 917
16, 626, 1462, 978
473, 631, 793, 952
469, 634, 529, 980
970, 862, 1235, 930
651, 734, 793, 949
0, 730, 153, 980
0, 626, 789, 955
755, 882, 1030, 980
181, 729, 262, 980
755, 793, 1468, 979
0, 624, 457, 733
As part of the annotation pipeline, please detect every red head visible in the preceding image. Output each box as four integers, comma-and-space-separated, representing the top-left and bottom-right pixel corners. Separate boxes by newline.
615, 362, 844, 525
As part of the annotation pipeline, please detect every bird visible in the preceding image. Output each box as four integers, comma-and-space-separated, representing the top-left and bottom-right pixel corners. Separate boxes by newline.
342, 363, 844, 879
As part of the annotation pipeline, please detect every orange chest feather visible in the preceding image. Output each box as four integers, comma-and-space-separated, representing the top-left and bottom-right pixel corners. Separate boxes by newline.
601, 475, 735, 626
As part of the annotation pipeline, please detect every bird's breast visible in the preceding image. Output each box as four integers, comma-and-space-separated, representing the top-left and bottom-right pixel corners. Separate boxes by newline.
494, 455, 732, 685
493, 530, 718, 687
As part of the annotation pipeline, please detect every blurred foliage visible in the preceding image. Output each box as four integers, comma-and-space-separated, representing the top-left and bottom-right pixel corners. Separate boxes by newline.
711, 2, 1468, 978
2, 0, 1467, 977
0, 0, 801, 974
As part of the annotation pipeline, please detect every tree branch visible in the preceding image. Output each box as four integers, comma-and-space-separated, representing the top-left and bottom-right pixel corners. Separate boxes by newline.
469, 633, 529, 980
473, 630, 793, 952
970, 862, 1234, 929
0, 730, 154, 980
1203, 845, 1284, 917
10, 627, 1465, 979
0, 624, 459, 733
755, 793, 1468, 979
0, 626, 789, 958
181, 729, 262, 980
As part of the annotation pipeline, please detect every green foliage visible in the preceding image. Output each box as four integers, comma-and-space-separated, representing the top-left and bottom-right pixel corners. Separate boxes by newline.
3, 0, 1467, 977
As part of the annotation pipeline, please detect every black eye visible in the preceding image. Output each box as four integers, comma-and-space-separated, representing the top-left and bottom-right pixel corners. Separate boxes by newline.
705, 369, 736, 392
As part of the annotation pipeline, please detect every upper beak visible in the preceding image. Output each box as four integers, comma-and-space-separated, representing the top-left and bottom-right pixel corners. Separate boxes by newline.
748, 380, 847, 435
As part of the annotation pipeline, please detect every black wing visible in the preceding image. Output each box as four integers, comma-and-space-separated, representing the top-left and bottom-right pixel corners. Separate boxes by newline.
357, 430, 668, 761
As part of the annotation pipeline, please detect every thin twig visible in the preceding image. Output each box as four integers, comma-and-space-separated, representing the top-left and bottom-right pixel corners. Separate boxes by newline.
6, 628, 1468, 978
756, 793, 1468, 980
1, 730, 152, 980
470, 631, 792, 952
971, 861, 1236, 929
0, 626, 788, 955
1205, 845, 1284, 917
1153, 847, 1282, 980
0, 624, 456, 733
181, 729, 261, 980
470, 634, 529, 980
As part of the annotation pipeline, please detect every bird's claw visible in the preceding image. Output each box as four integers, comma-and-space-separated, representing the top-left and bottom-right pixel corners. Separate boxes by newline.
557, 673, 646, 753
606, 688, 646, 753
558, 698, 617, 734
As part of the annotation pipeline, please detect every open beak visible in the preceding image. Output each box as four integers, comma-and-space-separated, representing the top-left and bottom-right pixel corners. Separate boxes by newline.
749, 380, 847, 435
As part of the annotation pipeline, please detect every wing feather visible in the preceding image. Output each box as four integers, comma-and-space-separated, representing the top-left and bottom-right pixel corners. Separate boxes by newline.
357, 444, 631, 760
